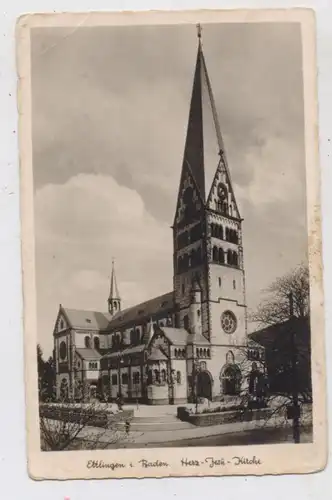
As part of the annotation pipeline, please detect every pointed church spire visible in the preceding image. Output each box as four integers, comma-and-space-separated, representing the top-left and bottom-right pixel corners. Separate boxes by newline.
180, 24, 230, 203
108, 259, 121, 316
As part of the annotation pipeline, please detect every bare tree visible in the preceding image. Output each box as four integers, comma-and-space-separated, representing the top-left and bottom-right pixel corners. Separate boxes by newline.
249, 263, 309, 327
237, 264, 312, 443
39, 385, 137, 451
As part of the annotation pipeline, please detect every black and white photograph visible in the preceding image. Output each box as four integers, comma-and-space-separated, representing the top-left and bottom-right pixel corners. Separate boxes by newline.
18, 10, 326, 479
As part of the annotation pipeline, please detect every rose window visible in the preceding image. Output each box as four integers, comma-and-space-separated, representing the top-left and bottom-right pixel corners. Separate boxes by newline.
221, 311, 237, 334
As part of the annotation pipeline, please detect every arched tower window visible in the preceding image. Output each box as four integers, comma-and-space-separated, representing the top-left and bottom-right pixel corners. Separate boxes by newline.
227, 249, 232, 265
212, 246, 218, 262
94, 337, 100, 350
219, 248, 224, 264
84, 336, 91, 348
183, 315, 189, 330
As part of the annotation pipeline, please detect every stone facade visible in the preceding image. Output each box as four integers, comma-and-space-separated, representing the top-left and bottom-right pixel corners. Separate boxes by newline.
52, 33, 256, 405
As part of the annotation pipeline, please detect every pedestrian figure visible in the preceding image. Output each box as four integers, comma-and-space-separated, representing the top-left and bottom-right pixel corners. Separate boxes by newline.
125, 420, 130, 435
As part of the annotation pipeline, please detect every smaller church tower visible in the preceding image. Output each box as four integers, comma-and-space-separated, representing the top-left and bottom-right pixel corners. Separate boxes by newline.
108, 260, 121, 316
188, 278, 202, 337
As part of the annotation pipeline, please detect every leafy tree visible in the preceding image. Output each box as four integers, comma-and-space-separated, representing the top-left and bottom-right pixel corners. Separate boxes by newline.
37, 344, 56, 402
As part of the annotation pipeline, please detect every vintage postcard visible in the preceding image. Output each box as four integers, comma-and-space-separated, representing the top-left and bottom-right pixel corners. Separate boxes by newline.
17, 9, 326, 479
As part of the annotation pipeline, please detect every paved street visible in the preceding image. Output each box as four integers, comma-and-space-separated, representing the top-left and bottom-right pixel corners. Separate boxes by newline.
73, 403, 313, 450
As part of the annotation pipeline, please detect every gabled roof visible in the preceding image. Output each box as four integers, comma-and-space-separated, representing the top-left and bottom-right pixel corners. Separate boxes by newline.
62, 307, 112, 330
148, 346, 168, 361
158, 327, 188, 346
76, 348, 102, 360
187, 331, 210, 345
154, 326, 210, 346
57, 291, 174, 335
108, 291, 174, 330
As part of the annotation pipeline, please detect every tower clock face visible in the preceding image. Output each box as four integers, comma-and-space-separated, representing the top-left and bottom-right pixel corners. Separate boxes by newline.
217, 183, 228, 200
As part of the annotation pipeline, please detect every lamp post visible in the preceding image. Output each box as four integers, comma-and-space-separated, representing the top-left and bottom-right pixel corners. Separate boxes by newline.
166, 368, 175, 405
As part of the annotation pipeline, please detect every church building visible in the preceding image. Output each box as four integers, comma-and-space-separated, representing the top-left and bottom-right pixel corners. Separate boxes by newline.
53, 26, 250, 405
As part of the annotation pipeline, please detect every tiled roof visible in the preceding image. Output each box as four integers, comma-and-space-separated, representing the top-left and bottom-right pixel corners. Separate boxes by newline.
102, 344, 146, 359
108, 291, 174, 330
60, 292, 174, 334
187, 331, 210, 345
76, 348, 102, 360
62, 307, 112, 330
159, 327, 188, 345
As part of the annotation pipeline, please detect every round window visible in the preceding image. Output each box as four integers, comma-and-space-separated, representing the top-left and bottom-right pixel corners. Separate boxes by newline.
59, 341, 67, 360
221, 311, 237, 334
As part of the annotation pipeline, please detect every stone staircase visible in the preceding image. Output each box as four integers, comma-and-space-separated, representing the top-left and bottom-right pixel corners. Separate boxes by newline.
117, 413, 194, 432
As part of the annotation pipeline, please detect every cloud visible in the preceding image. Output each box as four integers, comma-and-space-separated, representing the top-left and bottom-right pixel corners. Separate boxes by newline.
35, 174, 173, 355
31, 24, 309, 355
236, 134, 304, 211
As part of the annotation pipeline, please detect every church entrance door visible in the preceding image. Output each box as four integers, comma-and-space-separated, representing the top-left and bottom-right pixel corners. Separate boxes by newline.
197, 371, 212, 400
221, 365, 241, 396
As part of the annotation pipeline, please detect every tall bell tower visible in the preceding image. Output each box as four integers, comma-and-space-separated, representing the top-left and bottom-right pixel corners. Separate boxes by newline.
173, 25, 247, 350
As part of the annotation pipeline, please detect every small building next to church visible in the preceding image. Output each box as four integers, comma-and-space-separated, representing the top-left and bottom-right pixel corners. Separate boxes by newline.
53, 28, 255, 405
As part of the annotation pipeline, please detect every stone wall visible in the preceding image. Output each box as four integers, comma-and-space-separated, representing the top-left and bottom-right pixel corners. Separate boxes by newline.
40, 403, 134, 429
177, 406, 273, 427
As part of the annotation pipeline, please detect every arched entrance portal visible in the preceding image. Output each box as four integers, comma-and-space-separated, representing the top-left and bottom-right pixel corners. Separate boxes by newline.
197, 371, 212, 400
221, 365, 242, 396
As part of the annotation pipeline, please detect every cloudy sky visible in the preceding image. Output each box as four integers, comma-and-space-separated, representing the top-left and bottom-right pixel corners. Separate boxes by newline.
31, 23, 307, 356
